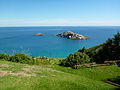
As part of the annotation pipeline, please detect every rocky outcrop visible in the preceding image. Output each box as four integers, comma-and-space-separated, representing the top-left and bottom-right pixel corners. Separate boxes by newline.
56, 31, 88, 40
34, 33, 44, 36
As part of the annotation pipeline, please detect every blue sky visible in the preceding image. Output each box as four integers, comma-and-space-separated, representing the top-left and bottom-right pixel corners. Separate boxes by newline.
0, 0, 120, 26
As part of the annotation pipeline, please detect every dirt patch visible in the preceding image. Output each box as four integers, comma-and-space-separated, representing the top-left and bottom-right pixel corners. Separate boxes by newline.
0, 64, 10, 67
45, 68, 61, 72
22, 65, 59, 72
22, 66, 37, 72
0, 64, 62, 77
10, 72, 36, 77
0, 70, 36, 77
0, 71, 9, 76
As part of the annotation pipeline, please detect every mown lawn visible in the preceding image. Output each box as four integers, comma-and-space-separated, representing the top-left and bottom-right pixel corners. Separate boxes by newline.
0, 60, 120, 90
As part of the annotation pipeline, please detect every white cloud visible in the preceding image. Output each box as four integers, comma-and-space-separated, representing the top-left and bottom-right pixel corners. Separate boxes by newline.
0, 18, 120, 27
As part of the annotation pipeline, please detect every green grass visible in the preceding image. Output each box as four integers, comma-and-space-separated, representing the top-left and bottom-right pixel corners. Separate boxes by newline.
0, 60, 120, 90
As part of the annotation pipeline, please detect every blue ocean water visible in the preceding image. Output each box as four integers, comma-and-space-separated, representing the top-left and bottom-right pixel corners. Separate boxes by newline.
0, 26, 120, 58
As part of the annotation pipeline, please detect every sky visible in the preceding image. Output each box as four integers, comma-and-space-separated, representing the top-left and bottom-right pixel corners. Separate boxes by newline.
0, 0, 120, 26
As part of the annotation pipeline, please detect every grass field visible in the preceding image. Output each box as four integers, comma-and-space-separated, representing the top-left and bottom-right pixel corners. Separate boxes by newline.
0, 60, 120, 90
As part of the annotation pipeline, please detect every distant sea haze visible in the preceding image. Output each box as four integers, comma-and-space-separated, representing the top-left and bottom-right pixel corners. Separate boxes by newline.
0, 26, 120, 58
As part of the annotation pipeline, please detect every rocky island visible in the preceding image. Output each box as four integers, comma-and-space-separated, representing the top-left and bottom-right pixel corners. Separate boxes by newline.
34, 33, 44, 36
56, 31, 88, 40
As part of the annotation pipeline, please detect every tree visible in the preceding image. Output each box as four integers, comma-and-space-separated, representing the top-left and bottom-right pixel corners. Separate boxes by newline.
78, 33, 120, 63
113, 32, 120, 46
60, 52, 90, 68
78, 47, 86, 53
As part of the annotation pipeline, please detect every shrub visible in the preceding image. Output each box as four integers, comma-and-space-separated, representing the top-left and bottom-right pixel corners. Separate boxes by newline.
60, 52, 90, 68
0, 53, 53, 65
116, 62, 120, 67
9, 53, 32, 64
0, 54, 11, 61
107, 76, 120, 85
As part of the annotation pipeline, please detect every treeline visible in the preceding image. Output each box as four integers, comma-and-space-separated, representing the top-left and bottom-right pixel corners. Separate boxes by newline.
79, 32, 120, 63
0, 53, 62, 65
60, 32, 120, 68
0, 53, 50, 65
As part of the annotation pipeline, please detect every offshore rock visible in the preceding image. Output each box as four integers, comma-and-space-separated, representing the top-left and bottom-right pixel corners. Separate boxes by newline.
56, 31, 88, 40
34, 33, 44, 36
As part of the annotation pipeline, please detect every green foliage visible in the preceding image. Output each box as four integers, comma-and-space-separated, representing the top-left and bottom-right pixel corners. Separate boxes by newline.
0, 54, 11, 61
78, 47, 86, 53
107, 76, 120, 85
9, 53, 32, 64
116, 62, 120, 67
0, 53, 62, 65
60, 52, 90, 68
78, 32, 120, 63
113, 32, 120, 46
0, 53, 37, 65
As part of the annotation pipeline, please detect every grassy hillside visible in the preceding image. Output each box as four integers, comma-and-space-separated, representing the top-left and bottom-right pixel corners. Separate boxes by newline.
0, 60, 120, 90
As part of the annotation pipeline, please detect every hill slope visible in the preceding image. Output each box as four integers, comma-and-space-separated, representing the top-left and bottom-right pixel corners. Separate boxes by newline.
0, 60, 120, 90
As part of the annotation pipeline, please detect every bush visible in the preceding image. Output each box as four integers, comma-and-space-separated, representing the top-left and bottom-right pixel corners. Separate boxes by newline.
9, 53, 32, 64
116, 62, 120, 67
60, 52, 90, 68
0, 53, 56, 65
0, 53, 53, 65
0, 54, 11, 61
107, 76, 120, 85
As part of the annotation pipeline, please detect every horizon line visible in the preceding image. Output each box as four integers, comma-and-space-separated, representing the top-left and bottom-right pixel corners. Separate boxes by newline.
0, 25, 120, 28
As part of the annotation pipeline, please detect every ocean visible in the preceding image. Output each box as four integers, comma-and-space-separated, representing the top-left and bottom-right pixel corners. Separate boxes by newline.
0, 26, 120, 58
